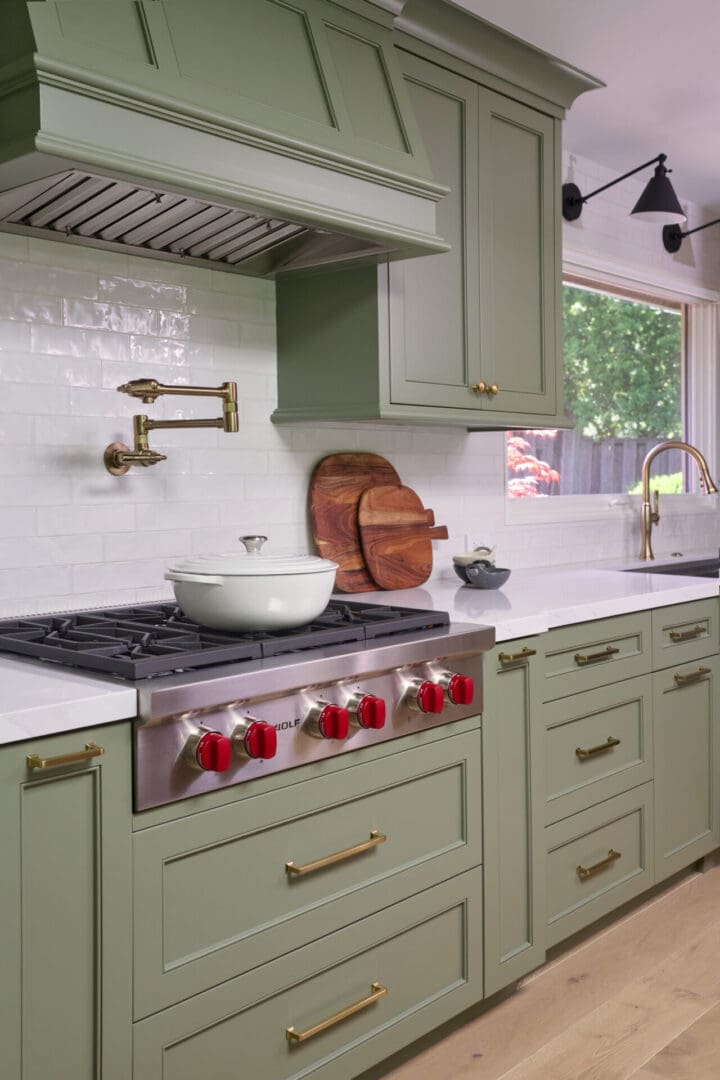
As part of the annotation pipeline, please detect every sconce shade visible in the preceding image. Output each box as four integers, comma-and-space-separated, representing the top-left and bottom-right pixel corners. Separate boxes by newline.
631, 162, 686, 225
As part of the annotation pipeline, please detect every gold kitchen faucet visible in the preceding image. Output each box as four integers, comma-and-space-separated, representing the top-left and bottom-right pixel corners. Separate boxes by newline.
638, 440, 718, 559
104, 378, 239, 475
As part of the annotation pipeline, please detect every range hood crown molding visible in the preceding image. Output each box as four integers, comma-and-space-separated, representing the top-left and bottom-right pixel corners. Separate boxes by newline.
0, 0, 450, 277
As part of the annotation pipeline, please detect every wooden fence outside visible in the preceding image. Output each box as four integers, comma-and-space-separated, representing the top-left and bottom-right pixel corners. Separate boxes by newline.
518, 430, 683, 496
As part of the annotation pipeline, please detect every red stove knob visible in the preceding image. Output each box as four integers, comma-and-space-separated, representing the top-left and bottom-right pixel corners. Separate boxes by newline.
195, 731, 232, 772
242, 720, 277, 760
447, 674, 475, 706
318, 703, 350, 740
355, 694, 386, 730
415, 681, 445, 714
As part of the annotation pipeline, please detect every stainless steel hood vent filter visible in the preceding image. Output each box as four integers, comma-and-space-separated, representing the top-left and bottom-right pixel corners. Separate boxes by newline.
0, 170, 380, 276
0, 0, 450, 277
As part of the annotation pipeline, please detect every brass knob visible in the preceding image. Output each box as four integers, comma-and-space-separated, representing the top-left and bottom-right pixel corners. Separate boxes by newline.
471, 382, 499, 397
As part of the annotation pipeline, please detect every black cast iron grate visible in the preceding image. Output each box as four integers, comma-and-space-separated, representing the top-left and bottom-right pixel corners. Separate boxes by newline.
0, 600, 450, 679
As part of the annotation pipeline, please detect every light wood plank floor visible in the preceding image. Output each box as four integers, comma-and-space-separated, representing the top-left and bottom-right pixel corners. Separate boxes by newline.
375, 865, 720, 1080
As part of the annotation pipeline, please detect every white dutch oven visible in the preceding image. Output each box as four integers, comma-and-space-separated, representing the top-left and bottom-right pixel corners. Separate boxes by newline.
165, 536, 338, 632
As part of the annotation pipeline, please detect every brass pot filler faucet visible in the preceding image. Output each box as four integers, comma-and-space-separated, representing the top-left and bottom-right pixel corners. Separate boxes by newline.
104, 378, 239, 475
639, 440, 718, 560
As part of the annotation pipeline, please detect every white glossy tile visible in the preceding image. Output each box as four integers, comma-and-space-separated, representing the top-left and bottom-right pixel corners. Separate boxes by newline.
63, 298, 158, 335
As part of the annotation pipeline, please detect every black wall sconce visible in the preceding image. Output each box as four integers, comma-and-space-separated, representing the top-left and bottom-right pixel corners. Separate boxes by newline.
563, 153, 686, 224
663, 215, 720, 253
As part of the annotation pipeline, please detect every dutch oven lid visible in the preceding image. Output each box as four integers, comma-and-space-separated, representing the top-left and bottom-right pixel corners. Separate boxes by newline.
167, 536, 338, 577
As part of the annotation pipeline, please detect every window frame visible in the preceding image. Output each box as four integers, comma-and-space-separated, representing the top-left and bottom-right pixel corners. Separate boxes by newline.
505, 253, 720, 526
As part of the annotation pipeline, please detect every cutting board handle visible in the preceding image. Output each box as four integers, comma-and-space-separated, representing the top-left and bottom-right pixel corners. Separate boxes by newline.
428, 526, 449, 540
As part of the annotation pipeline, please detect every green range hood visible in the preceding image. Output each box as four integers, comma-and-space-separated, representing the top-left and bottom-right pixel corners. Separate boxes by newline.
0, 0, 449, 276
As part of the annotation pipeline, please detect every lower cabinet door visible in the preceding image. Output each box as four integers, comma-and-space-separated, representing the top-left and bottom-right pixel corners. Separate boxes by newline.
546, 783, 654, 948
482, 641, 545, 996
0, 723, 132, 1080
133, 869, 483, 1080
654, 655, 720, 881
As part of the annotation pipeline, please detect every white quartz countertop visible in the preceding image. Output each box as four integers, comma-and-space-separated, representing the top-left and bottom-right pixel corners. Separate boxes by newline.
0, 655, 136, 746
341, 551, 718, 643
1, 551, 716, 746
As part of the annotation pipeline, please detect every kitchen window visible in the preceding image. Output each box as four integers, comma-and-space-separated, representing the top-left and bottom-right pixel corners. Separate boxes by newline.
505, 268, 719, 523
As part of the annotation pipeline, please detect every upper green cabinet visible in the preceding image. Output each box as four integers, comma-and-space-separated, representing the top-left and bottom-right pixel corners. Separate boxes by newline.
274, 29, 589, 429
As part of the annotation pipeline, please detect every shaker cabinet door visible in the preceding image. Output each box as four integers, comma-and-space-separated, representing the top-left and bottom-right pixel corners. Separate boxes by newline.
476, 90, 558, 418
388, 53, 481, 410
0, 723, 132, 1080
653, 655, 720, 881
482, 640, 546, 995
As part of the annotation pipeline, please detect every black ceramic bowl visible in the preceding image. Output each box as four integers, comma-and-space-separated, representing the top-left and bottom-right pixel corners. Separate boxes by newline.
454, 560, 511, 589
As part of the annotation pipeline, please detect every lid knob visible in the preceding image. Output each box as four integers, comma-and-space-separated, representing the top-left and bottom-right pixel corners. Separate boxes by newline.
239, 535, 268, 553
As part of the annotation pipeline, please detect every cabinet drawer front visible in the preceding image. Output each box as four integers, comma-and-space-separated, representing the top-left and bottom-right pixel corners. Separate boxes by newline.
651, 599, 719, 669
545, 676, 653, 824
133, 869, 483, 1080
546, 783, 654, 948
133, 730, 481, 1018
542, 612, 652, 701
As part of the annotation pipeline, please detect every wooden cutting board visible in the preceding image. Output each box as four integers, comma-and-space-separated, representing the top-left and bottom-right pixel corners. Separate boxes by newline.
358, 484, 449, 590
309, 453, 402, 593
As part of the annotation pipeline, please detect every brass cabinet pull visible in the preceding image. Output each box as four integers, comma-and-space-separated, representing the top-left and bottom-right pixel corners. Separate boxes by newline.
285, 830, 386, 877
286, 982, 388, 1043
498, 647, 537, 665
576, 736, 621, 760
669, 625, 704, 641
674, 666, 711, 687
471, 382, 499, 397
574, 645, 620, 666
26, 742, 105, 771
576, 849, 621, 880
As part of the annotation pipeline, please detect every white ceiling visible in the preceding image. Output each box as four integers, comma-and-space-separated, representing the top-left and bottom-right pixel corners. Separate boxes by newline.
452, 0, 720, 214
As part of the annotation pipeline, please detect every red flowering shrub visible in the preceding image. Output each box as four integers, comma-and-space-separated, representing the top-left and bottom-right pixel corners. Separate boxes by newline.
507, 431, 560, 497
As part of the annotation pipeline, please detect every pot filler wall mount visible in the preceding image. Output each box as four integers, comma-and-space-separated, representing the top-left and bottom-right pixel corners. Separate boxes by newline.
104, 378, 238, 474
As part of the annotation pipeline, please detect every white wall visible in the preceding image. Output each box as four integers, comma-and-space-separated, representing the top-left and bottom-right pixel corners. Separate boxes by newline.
1, 150, 719, 618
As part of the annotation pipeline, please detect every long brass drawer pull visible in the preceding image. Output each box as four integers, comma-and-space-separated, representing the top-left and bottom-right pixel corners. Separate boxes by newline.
286, 982, 388, 1043
577, 849, 621, 880
576, 736, 621, 760
574, 645, 620, 666
498, 647, 537, 665
674, 666, 711, 687
285, 830, 386, 878
669, 625, 704, 641
26, 742, 105, 771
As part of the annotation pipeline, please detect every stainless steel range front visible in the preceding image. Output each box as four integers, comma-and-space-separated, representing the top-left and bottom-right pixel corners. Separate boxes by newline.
0, 599, 494, 811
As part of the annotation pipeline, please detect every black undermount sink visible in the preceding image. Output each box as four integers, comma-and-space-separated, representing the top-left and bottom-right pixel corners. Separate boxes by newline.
625, 557, 720, 579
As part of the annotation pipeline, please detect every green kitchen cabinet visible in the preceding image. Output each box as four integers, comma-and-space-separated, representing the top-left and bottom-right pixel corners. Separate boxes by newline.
653, 654, 720, 882
482, 640, 546, 996
0, 723, 133, 1080
274, 15, 598, 430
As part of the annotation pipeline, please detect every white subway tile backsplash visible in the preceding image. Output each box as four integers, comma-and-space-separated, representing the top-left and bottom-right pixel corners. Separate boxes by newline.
0, 351, 102, 387
63, 298, 159, 336
98, 277, 187, 310
0, 321, 31, 351
38, 504, 137, 536
32, 324, 130, 361
0, 415, 34, 444
0, 291, 62, 324
0, 153, 718, 617
0, 383, 71, 415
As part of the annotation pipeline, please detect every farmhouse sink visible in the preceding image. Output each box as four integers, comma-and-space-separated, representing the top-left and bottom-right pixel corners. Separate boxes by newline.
624, 557, 719, 579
